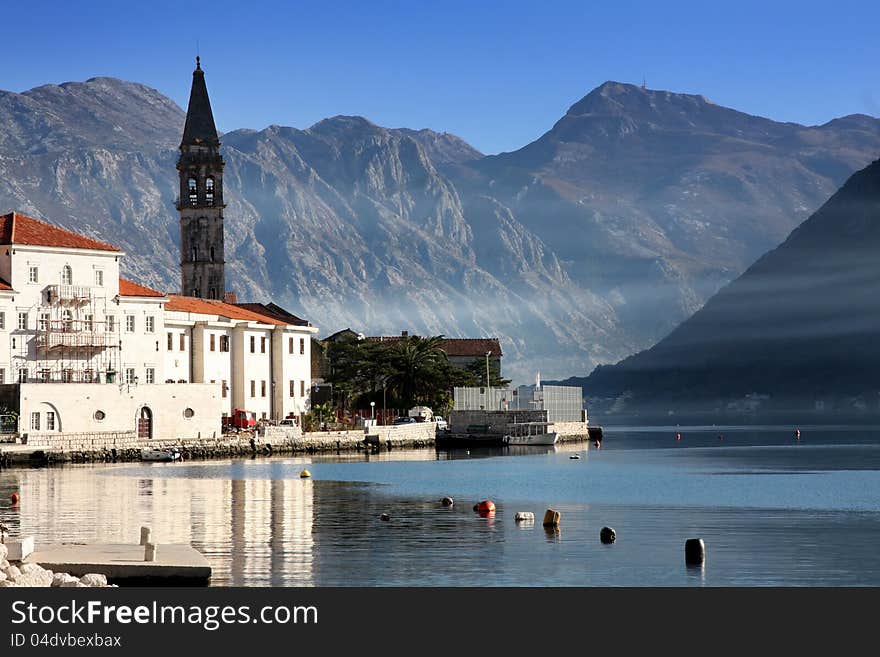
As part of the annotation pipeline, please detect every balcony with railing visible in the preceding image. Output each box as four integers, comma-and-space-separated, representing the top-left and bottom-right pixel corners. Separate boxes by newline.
46, 285, 95, 305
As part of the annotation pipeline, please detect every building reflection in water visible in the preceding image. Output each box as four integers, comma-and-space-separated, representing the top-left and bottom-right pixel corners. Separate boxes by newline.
0, 461, 314, 586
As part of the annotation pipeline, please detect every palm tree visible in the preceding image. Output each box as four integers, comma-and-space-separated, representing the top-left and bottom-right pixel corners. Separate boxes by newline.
389, 335, 448, 408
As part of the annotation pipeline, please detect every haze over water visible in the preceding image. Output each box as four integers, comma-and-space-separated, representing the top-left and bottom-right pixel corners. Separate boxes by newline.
2, 426, 880, 586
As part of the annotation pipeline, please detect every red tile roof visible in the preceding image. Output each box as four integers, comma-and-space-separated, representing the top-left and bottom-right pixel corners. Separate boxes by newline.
0, 212, 121, 252
165, 295, 288, 325
236, 302, 311, 327
118, 277, 166, 298
0, 276, 12, 291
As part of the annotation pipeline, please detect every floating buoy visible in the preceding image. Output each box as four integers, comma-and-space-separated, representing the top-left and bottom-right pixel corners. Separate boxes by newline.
441, 496, 454, 507
380, 513, 391, 522
542, 509, 561, 527
685, 538, 706, 566
475, 500, 495, 514
514, 511, 535, 522
676, 432, 681, 441
10, 492, 19, 505
600, 526, 616, 544
299, 469, 311, 478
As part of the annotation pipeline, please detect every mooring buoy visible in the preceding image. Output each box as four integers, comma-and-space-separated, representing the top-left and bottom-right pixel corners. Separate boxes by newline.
600, 526, 616, 544
685, 538, 706, 565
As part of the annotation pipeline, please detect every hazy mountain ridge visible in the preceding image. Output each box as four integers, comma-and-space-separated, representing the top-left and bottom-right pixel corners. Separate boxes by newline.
1, 77, 879, 381
565, 156, 880, 420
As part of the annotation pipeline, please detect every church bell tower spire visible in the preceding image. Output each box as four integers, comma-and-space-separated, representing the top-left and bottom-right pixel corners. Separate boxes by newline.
178, 57, 225, 299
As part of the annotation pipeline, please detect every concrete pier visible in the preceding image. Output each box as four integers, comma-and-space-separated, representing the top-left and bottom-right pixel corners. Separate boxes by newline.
24, 543, 211, 585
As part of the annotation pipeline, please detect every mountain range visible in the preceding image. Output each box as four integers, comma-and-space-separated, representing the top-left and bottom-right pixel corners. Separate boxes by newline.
1, 76, 879, 382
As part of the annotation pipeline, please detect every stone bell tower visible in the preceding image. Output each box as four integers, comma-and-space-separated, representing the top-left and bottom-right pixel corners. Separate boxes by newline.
178, 56, 225, 299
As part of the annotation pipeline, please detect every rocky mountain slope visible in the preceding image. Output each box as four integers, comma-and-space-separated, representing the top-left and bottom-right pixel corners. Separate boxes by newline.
1, 77, 879, 381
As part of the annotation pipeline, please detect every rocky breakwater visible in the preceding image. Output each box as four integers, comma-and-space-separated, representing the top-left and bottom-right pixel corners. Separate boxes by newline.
0, 544, 114, 588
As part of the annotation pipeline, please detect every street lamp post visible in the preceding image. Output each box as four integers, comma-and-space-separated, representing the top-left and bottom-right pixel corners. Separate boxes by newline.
485, 351, 491, 389
382, 383, 387, 426
370, 401, 375, 420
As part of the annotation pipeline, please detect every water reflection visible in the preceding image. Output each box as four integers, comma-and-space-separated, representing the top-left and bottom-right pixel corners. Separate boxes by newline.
3, 430, 880, 586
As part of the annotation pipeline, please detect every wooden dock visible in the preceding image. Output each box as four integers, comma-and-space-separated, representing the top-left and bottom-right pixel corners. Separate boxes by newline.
24, 543, 212, 585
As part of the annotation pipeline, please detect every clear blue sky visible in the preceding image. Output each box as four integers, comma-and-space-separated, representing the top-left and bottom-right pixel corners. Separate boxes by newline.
4, 0, 879, 154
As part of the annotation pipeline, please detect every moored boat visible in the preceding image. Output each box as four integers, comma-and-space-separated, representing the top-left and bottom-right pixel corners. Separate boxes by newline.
141, 447, 181, 462
503, 422, 559, 446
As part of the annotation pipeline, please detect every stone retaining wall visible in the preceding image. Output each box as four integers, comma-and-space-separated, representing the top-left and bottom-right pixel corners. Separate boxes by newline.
553, 421, 590, 439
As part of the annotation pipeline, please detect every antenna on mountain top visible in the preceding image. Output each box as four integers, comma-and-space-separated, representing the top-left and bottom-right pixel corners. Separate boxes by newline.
642, 76, 647, 90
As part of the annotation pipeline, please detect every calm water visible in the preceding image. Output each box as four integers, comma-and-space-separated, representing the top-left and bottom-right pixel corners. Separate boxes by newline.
2, 426, 880, 586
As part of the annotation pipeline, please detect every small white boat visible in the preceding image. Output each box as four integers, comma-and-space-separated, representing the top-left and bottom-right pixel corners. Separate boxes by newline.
141, 447, 181, 462
503, 422, 559, 446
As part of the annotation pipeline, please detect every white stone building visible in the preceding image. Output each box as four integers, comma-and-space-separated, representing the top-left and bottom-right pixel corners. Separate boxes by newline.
0, 211, 317, 443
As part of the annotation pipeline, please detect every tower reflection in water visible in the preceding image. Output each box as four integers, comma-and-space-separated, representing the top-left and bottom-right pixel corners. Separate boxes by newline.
2, 461, 314, 586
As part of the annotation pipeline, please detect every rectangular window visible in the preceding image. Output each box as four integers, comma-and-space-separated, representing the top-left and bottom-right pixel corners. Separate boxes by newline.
261, 380, 266, 397
300, 338, 305, 355
250, 380, 256, 398
30, 412, 40, 431
289, 337, 294, 354
46, 411, 55, 431
145, 368, 155, 384
83, 369, 93, 383
261, 412, 267, 420
0, 312, 5, 330
95, 270, 104, 287
125, 368, 136, 384
167, 332, 174, 350
107, 316, 116, 333
0, 368, 5, 384
210, 334, 216, 351
39, 313, 49, 331
180, 334, 186, 351
301, 380, 305, 397
28, 266, 38, 284
40, 369, 50, 383
145, 316, 155, 333
289, 380, 295, 398
18, 369, 27, 383
220, 335, 229, 352
125, 315, 135, 333
84, 314, 94, 331
250, 336, 255, 353
222, 379, 228, 398
17, 312, 27, 330
261, 337, 266, 354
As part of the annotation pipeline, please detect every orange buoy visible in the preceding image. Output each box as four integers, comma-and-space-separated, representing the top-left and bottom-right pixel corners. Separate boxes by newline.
10, 492, 20, 505
475, 500, 495, 515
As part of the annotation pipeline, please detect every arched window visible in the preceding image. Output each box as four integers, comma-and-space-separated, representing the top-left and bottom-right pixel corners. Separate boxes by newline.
209, 287, 217, 300
188, 177, 198, 206
205, 177, 215, 206
191, 246, 198, 262
62, 309, 73, 332
61, 265, 73, 285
